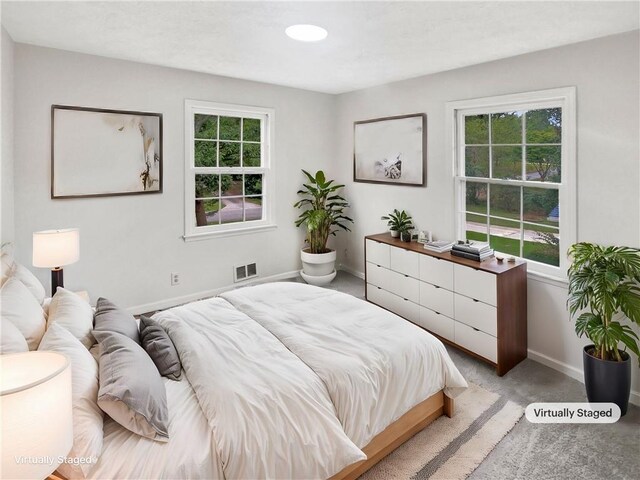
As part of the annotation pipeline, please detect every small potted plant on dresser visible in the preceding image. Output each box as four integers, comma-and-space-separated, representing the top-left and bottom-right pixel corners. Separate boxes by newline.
381, 209, 414, 241
294, 170, 354, 286
568, 242, 640, 416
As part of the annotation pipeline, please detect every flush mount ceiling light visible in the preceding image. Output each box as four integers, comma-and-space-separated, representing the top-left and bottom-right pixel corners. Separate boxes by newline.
285, 24, 328, 42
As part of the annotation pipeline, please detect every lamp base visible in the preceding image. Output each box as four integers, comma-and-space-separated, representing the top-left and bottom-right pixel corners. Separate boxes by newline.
51, 268, 64, 296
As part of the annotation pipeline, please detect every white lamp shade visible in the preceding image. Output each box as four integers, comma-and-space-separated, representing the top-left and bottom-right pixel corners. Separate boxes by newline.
0, 352, 73, 479
33, 228, 80, 268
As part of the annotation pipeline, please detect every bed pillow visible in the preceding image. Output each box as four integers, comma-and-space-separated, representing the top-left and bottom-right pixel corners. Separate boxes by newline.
94, 329, 168, 442
1, 317, 29, 353
139, 316, 182, 380
93, 297, 140, 344
48, 287, 95, 348
38, 322, 103, 478
12, 264, 46, 305
0, 278, 46, 350
0, 252, 15, 287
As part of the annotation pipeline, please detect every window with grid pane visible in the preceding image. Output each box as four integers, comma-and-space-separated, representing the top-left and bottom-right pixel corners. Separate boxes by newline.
451, 88, 576, 277
185, 100, 274, 239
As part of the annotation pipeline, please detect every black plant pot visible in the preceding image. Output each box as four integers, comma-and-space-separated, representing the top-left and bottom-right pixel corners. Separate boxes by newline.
583, 345, 631, 416
400, 231, 412, 242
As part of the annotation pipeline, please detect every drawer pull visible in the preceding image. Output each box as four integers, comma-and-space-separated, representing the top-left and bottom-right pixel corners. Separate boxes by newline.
403, 298, 409, 301
434, 285, 440, 289
472, 327, 480, 332
404, 274, 409, 278
377, 264, 381, 267
472, 298, 479, 303
435, 311, 440, 315
377, 287, 382, 290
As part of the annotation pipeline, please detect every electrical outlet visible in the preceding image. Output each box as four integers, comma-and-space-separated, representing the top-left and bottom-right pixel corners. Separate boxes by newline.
171, 272, 180, 286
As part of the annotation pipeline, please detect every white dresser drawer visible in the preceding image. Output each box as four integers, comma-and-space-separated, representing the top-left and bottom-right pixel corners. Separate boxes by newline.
454, 321, 497, 363
389, 295, 420, 325
390, 246, 420, 278
366, 262, 390, 289
367, 283, 393, 310
366, 240, 390, 268
419, 255, 454, 290
454, 294, 497, 337
419, 281, 454, 318
454, 264, 497, 306
418, 306, 455, 341
386, 269, 420, 304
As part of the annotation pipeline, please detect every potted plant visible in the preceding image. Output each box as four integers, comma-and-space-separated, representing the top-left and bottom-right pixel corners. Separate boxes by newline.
568, 242, 640, 416
381, 209, 414, 241
294, 170, 353, 286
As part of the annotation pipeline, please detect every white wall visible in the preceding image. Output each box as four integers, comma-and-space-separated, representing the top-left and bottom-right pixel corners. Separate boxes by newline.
334, 31, 640, 401
1, 26, 15, 246
8, 30, 640, 402
12, 44, 335, 310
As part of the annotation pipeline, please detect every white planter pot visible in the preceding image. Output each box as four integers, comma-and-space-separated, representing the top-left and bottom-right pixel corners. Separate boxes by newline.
390, 230, 400, 238
300, 249, 337, 285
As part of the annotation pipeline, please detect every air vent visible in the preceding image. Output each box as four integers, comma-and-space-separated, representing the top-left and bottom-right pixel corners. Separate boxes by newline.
234, 262, 258, 283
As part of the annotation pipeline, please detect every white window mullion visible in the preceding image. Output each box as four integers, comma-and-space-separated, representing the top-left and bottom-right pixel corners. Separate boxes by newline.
447, 87, 576, 279
184, 99, 275, 240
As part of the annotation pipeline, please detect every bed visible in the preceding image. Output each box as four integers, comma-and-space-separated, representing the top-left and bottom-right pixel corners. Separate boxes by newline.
1, 253, 467, 480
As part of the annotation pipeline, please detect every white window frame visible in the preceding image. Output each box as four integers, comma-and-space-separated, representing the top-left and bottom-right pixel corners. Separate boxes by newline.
446, 87, 576, 281
183, 99, 276, 241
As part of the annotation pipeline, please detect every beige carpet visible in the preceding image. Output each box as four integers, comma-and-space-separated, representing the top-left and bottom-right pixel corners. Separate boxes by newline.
361, 383, 524, 480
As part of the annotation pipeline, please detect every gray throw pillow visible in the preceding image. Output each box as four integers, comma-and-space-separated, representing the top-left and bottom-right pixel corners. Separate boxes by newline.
94, 329, 169, 442
139, 316, 182, 381
94, 297, 140, 344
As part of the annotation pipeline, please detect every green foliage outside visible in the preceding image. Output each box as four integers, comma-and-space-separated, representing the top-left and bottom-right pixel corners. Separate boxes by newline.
193, 115, 263, 227
463, 110, 562, 266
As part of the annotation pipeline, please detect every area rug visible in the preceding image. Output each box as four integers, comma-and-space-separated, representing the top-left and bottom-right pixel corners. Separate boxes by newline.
360, 383, 524, 480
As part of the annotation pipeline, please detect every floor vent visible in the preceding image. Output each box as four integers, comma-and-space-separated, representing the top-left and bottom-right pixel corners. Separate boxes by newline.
234, 263, 258, 282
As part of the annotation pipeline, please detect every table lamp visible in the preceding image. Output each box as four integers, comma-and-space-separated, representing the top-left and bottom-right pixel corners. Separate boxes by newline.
0, 352, 73, 479
33, 228, 80, 296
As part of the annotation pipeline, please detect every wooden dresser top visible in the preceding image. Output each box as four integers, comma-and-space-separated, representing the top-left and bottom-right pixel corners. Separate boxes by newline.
366, 233, 527, 275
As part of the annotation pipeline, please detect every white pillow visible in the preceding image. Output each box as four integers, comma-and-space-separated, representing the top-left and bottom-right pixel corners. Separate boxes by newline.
0, 317, 29, 353
12, 263, 46, 305
48, 287, 95, 348
39, 322, 104, 479
0, 278, 46, 350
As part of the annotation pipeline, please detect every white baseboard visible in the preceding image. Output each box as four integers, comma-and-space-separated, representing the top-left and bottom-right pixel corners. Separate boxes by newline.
528, 348, 640, 406
128, 270, 300, 315
338, 264, 365, 280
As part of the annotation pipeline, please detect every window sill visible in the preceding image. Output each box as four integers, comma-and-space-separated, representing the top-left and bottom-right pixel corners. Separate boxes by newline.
183, 224, 277, 242
527, 269, 568, 289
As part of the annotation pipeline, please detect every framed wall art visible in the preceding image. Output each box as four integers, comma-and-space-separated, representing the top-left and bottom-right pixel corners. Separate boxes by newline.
353, 113, 426, 186
51, 105, 163, 198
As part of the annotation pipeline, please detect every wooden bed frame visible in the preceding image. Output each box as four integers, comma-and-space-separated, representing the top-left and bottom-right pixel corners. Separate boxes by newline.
331, 390, 454, 480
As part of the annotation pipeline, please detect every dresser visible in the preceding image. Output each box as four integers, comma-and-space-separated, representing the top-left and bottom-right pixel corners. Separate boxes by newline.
365, 233, 527, 376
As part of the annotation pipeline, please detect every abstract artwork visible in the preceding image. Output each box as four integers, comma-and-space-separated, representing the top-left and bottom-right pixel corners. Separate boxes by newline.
353, 113, 426, 186
51, 105, 163, 198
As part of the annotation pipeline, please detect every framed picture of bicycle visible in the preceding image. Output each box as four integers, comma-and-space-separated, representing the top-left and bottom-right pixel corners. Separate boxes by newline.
353, 113, 426, 186
51, 105, 163, 198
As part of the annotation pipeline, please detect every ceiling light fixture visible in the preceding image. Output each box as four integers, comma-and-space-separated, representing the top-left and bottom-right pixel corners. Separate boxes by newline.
285, 24, 328, 42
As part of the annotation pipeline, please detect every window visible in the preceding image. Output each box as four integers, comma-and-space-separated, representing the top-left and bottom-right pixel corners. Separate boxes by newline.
449, 88, 576, 278
184, 100, 275, 240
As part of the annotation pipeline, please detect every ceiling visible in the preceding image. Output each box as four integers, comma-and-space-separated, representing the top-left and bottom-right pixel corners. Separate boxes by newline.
2, 1, 638, 94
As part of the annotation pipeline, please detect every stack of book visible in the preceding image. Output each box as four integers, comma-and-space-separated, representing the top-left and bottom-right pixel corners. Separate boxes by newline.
451, 241, 494, 261
423, 240, 455, 253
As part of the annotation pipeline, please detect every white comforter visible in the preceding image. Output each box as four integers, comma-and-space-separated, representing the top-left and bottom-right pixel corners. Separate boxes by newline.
155, 297, 365, 480
221, 283, 468, 447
